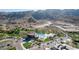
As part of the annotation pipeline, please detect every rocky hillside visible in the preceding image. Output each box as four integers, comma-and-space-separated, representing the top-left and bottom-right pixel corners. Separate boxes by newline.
0, 9, 79, 25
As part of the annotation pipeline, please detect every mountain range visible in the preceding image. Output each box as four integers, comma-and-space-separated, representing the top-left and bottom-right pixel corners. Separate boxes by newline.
0, 9, 79, 25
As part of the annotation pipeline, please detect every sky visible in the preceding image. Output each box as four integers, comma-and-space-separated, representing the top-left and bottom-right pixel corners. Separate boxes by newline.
0, 0, 79, 11
0, 9, 31, 12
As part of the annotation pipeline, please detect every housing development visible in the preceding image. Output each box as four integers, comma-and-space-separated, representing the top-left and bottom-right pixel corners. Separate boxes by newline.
0, 9, 79, 50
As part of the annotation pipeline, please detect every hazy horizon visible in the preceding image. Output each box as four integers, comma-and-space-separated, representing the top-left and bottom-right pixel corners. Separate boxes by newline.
0, 9, 78, 12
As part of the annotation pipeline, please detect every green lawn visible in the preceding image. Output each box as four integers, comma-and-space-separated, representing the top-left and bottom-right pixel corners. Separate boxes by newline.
23, 42, 32, 49
43, 38, 50, 42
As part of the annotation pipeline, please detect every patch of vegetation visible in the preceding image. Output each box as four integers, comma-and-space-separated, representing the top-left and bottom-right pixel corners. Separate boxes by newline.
68, 32, 79, 41
57, 33, 64, 37
0, 27, 28, 39
35, 29, 45, 34
43, 38, 50, 42
23, 42, 32, 49
68, 32, 79, 48
7, 47, 16, 50
0, 33, 6, 40
75, 43, 79, 48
